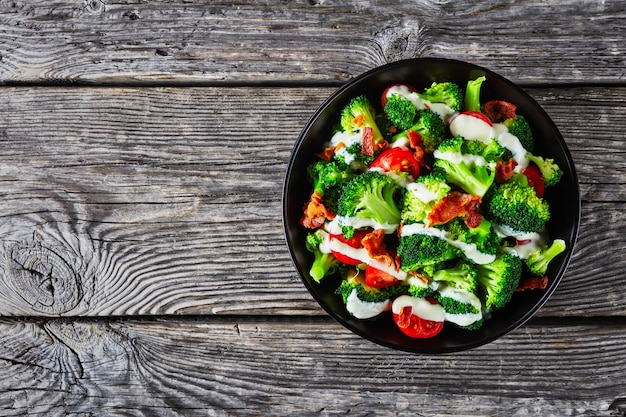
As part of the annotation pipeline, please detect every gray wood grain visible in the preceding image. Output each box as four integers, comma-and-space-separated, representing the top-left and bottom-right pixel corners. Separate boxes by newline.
0, 86, 622, 317
0, 318, 622, 416
0, 1, 624, 85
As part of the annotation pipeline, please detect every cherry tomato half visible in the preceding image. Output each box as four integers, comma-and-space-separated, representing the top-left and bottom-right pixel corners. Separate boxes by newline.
369, 147, 420, 179
461, 110, 493, 126
365, 265, 400, 289
392, 298, 444, 338
329, 230, 370, 265
523, 165, 545, 197
381, 84, 417, 109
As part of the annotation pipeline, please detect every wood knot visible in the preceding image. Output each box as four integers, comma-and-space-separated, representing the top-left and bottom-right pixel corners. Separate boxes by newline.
6, 243, 82, 315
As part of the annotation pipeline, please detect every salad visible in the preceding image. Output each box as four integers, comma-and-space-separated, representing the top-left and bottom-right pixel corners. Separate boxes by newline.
300, 76, 567, 338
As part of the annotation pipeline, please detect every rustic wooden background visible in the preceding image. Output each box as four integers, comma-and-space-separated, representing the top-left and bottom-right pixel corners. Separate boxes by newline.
0, 1, 625, 416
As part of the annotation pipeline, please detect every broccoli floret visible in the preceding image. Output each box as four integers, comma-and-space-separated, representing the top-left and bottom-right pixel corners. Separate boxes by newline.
335, 271, 408, 304
407, 276, 436, 298
306, 230, 340, 282
435, 288, 481, 315
400, 171, 451, 224
375, 113, 399, 141
431, 261, 478, 294
336, 171, 402, 236
525, 239, 566, 276
307, 159, 354, 197
417, 81, 464, 112
484, 174, 551, 233
333, 141, 379, 170
503, 115, 534, 151
384, 94, 417, 131
458, 318, 485, 330
398, 232, 458, 272
463, 139, 507, 163
443, 217, 500, 258
525, 153, 564, 187
393, 109, 446, 152
475, 253, 523, 311
464, 76, 486, 112
433, 137, 496, 197
340, 95, 384, 144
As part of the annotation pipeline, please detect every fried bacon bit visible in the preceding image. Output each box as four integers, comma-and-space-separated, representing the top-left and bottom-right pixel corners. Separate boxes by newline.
316, 143, 343, 161
410, 271, 431, 284
427, 191, 483, 228
353, 114, 365, 127
516, 276, 548, 292
300, 191, 334, 229
361, 126, 374, 156
496, 158, 518, 182
406, 130, 428, 168
361, 228, 396, 268
483, 100, 517, 123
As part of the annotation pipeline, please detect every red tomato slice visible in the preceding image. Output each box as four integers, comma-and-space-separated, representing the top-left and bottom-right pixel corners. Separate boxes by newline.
365, 265, 400, 289
329, 230, 370, 265
381, 84, 417, 109
523, 165, 545, 197
369, 147, 420, 178
461, 110, 493, 126
392, 299, 444, 338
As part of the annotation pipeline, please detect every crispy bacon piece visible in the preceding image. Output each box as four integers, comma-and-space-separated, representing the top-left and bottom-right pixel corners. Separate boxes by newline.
300, 191, 334, 229
361, 126, 374, 156
353, 114, 365, 127
496, 158, 518, 182
483, 100, 517, 123
315, 143, 343, 161
516, 276, 548, 292
406, 130, 428, 168
427, 191, 483, 228
361, 228, 396, 268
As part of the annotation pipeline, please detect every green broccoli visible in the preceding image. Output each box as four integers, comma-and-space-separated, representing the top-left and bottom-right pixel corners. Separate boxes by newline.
525, 153, 563, 187
335, 272, 408, 304
306, 230, 340, 282
333, 141, 379, 170
525, 239, 566, 276
431, 261, 478, 294
475, 253, 523, 311
484, 174, 551, 233
384, 93, 417, 131
336, 170, 402, 237
464, 76, 486, 112
392, 109, 446, 152
400, 171, 451, 224
407, 276, 436, 298
417, 81, 464, 112
443, 217, 500, 258
307, 159, 354, 197
503, 115, 534, 151
398, 231, 458, 272
340, 95, 384, 145
433, 137, 496, 197
462, 138, 507, 163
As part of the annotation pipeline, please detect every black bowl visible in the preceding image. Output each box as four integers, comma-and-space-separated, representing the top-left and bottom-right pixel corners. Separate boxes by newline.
283, 58, 580, 353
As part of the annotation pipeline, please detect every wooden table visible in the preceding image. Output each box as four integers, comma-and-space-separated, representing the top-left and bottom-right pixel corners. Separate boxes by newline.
0, 1, 624, 415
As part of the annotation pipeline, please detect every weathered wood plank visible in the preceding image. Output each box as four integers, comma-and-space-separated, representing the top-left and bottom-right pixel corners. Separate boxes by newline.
0, 318, 623, 416
0, 0, 624, 84
0, 86, 622, 317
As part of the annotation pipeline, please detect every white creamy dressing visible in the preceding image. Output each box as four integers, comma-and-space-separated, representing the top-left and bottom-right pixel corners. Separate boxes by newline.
433, 150, 493, 168
449, 113, 494, 143
406, 182, 439, 203
346, 289, 392, 319
400, 222, 496, 265
437, 286, 483, 327
392, 295, 447, 322
492, 123, 530, 172
332, 214, 399, 235
385, 85, 456, 123
494, 224, 546, 260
